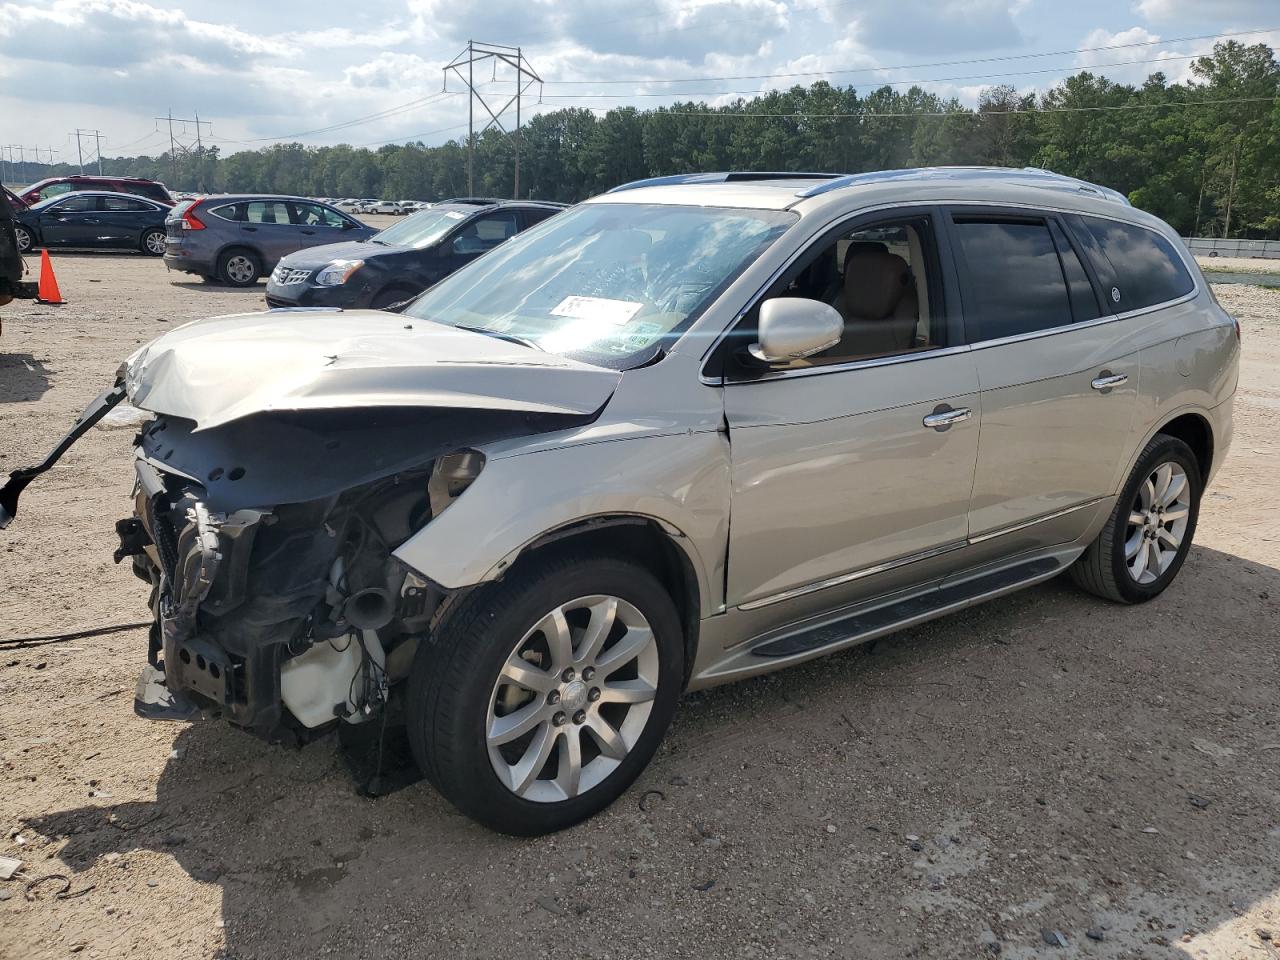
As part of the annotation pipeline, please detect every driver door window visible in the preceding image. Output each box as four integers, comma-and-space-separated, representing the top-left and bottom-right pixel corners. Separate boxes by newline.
452, 212, 518, 256
738, 216, 948, 372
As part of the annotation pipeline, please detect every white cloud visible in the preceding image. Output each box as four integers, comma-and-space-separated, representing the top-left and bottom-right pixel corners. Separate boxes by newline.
1134, 0, 1277, 20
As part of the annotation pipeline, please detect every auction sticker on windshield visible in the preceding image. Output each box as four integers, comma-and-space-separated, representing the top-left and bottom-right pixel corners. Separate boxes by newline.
551, 295, 644, 325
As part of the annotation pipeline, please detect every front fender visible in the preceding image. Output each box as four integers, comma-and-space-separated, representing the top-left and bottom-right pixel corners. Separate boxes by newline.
392, 430, 731, 617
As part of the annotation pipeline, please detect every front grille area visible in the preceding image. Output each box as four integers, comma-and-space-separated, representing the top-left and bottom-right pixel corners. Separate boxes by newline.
270, 265, 311, 285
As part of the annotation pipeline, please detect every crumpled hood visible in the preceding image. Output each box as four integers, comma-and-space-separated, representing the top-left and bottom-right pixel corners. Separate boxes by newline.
125, 310, 622, 430
276, 239, 386, 271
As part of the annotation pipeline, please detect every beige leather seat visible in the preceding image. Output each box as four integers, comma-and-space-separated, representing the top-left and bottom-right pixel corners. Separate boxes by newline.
827, 246, 919, 360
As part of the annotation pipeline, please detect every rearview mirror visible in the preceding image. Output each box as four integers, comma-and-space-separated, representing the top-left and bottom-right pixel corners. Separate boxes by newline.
750, 298, 844, 363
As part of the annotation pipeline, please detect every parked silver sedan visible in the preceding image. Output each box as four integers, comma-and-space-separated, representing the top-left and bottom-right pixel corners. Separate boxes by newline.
2, 167, 1238, 835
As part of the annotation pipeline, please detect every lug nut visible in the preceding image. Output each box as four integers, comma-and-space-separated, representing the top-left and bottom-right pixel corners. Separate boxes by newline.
582, 666, 595, 681
547, 691, 561, 705
572, 710, 586, 725
588, 687, 601, 702
561, 667, 575, 682
552, 711, 566, 726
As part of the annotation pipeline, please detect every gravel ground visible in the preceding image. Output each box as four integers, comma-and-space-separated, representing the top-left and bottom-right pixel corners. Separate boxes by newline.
0, 251, 1278, 960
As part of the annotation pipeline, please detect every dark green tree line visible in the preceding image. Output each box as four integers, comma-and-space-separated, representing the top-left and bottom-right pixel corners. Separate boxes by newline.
7, 41, 1277, 237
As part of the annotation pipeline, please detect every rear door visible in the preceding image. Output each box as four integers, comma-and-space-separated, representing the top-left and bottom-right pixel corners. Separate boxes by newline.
40, 195, 103, 246
98, 195, 159, 245
240, 199, 300, 269
948, 207, 1139, 542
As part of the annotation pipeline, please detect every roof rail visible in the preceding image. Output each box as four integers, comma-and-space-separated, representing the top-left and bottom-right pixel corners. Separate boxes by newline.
608, 171, 842, 194
793, 166, 1130, 205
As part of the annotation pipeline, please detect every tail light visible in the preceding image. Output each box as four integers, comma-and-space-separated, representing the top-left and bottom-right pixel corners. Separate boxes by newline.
179, 200, 206, 231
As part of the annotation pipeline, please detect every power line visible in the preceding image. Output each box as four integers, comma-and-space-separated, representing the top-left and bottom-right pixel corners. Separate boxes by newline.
560, 93, 1278, 120
543, 25, 1279, 85
540, 53, 1212, 100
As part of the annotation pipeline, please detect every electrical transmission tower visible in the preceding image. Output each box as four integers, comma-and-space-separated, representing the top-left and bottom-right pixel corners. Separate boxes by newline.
155, 111, 213, 190
443, 41, 542, 198
2, 145, 58, 185
73, 129, 106, 174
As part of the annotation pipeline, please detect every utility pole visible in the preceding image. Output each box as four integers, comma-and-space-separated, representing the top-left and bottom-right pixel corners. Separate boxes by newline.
444, 41, 542, 198
73, 130, 106, 175
155, 113, 211, 189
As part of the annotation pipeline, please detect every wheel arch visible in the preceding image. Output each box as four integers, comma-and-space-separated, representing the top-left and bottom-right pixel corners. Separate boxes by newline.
507, 515, 704, 686
1155, 411, 1214, 483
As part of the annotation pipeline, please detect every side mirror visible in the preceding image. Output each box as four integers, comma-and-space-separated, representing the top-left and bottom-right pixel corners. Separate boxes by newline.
341, 220, 356, 230
750, 298, 844, 363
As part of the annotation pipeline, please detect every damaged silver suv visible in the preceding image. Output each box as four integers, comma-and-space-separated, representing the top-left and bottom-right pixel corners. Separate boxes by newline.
2, 168, 1238, 835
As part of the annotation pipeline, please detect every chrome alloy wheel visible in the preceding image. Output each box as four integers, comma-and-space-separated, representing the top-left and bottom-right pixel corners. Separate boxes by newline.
14, 225, 32, 253
225, 254, 256, 284
1125, 461, 1191, 584
144, 230, 166, 255
486, 595, 659, 803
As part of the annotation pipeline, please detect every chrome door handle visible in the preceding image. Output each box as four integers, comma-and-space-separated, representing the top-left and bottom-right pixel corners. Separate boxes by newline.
923, 406, 972, 430
1091, 372, 1128, 391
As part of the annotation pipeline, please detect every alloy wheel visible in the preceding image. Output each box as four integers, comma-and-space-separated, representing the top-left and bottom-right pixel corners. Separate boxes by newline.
14, 226, 31, 253
144, 230, 166, 255
486, 595, 659, 803
1124, 461, 1191, 584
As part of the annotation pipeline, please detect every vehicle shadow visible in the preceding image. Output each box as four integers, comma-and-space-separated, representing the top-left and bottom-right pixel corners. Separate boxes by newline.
168, 281, 262, 293
0, 352, 52, 402
23, 544, 1280, 958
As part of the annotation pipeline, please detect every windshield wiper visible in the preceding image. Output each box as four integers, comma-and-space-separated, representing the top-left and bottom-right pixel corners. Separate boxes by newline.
453, 324, 545, 352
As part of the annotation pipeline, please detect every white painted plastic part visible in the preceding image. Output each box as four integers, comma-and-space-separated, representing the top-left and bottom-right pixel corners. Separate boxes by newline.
279, 637, 362, 729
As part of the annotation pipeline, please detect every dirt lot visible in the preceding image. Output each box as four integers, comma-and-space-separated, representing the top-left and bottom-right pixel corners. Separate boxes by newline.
0, 251, 1277, 960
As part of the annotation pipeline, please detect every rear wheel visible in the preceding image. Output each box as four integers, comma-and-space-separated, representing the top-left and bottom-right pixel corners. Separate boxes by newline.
13, 225, 32, 253
407, 553, 683, 835
141, 228, 166, 257
1070, 434, 1201, 603
217, 248, 260, 286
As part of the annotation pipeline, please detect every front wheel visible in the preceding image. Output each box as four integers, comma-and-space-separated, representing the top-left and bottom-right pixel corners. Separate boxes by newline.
1070, 434, 1201, 603
14, 225, 32, 253
407, 553, 684, 835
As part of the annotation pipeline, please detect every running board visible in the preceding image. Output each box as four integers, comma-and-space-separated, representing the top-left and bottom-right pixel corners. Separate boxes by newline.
752, 556, 1061, 659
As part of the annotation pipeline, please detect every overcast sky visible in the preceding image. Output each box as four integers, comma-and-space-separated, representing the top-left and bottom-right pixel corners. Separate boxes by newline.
1, 0, 1276, 162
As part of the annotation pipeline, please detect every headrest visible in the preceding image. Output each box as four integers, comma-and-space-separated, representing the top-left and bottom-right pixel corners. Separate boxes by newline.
843, 247, 911, 320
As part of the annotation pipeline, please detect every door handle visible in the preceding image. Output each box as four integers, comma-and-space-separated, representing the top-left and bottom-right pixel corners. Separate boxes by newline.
922, 406, 972, 431
1091, 372, 1128, 392
243, 226, 258, 232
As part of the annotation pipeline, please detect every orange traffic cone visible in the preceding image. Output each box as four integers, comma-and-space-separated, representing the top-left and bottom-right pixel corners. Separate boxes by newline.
36, 249, 66, 305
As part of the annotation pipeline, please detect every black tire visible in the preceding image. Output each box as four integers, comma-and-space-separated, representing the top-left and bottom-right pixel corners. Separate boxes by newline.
13, 225, 32, 254
407, 552, 684, 835
140, 228, 166, 257
370, 286, 416, 310
216, 247, 261, 287
1070, 434, 1202, 604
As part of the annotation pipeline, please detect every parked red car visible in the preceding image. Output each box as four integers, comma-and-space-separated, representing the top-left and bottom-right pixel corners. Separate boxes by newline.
19, 176, 173, 207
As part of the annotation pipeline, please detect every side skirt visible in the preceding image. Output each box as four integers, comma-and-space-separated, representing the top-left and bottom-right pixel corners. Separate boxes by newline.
687, 546, 1077, 688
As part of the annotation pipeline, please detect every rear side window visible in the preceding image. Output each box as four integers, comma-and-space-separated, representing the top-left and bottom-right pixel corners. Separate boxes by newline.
208, 203, 245, 223
244, 201, 291, 225
953, 218, 1076, 341
102, 196, 153, 212
1078, 216, 1194, 312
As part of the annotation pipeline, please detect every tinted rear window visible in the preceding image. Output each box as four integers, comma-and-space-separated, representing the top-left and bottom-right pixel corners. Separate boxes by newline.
954, 219, 1075, 341
1079, 216, 1194, 312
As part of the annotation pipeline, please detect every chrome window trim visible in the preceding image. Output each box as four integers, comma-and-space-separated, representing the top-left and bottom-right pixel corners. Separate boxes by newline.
699, 196, 1202, 384
737, 497, 1106, 612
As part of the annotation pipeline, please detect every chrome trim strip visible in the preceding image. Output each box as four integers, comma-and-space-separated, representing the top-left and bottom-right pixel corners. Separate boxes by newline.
737, 540, 967, 611
737, 498, 1106, 612
713, 342, 972, 386
967, 498, 1105, 544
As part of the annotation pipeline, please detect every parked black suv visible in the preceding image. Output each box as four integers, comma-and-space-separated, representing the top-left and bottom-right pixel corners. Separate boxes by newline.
264, 200, 565, 310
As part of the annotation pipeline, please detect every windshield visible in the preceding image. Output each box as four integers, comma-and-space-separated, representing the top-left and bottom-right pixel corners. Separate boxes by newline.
401, 203, 795, 368
371, 207, 472, 248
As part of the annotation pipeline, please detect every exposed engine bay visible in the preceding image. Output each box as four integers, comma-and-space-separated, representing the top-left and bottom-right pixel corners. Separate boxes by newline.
119, 404, 583, 745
